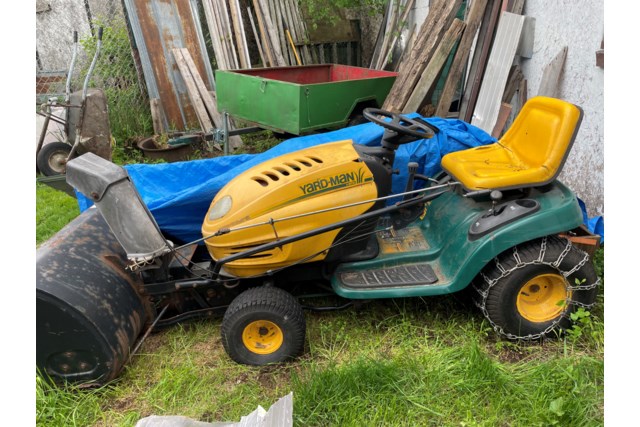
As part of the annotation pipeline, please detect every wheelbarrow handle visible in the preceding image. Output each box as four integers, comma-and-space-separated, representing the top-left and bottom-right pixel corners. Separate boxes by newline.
82, 27, 104, 101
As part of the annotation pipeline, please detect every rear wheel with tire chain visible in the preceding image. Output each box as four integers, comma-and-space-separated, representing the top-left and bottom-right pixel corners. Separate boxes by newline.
221, 286, 306, 365
473, 235, 599, 340
37, 142, 72, 176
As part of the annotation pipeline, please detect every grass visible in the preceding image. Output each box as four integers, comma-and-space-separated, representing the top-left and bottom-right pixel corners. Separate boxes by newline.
36, 182, 80, 246
36, 297, 604, 426
35, 152, 604, 426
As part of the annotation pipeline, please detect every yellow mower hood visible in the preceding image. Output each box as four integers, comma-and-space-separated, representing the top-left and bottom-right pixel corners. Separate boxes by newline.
202, 140, 378, 277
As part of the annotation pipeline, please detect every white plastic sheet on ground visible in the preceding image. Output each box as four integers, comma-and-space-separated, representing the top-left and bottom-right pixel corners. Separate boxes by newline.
134, 392, 293, 427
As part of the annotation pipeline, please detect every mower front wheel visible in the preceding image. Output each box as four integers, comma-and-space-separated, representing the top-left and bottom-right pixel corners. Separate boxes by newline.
221, 287, 306, 365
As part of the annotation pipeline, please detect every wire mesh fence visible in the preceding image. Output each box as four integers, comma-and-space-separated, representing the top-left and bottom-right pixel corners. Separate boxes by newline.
35, 0, 375, 143
36, 0, 152, 142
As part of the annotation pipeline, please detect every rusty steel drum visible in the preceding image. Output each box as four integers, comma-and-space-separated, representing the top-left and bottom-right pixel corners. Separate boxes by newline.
36, 208, 151, 385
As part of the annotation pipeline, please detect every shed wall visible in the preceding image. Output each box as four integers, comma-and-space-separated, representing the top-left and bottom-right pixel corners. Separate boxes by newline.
519, 0, 604, 217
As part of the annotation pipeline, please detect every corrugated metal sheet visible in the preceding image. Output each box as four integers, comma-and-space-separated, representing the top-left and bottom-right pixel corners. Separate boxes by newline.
124, 0, 215, 130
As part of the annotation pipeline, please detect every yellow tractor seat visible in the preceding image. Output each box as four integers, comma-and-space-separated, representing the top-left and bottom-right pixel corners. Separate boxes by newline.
441, 96, 583, 191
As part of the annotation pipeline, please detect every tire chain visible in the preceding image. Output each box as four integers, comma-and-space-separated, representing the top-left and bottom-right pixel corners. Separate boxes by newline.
474, 236, 601, 341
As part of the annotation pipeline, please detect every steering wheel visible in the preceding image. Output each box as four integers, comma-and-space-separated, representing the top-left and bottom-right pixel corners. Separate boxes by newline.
363, 108, 437, 142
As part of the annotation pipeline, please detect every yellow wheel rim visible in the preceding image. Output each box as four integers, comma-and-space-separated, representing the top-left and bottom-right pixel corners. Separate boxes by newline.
242, 320, 284, 355
516, 273, 571, 322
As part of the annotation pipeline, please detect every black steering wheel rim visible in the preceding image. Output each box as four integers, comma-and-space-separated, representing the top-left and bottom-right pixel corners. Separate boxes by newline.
362, 107, 437, 141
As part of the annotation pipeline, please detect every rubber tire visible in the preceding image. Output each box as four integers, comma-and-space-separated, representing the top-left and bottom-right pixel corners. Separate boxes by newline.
473, 236, 598, 339
37, 142, 72, 176
221, 287, 306, 365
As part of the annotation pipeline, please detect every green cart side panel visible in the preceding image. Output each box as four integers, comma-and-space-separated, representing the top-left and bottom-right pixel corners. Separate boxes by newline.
331, 181, 584, 299
215, 65, 397, 135
216, 71, 301, 134
302, 79, 395, 133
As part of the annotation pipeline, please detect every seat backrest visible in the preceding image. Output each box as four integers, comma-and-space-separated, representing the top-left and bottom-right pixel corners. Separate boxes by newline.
502, 96, 583, 177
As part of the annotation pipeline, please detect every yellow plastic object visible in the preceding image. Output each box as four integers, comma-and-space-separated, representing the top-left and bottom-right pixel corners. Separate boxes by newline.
441, 97, 583, 191
202, 140, 377, 277
516, 273, 571, 322
242, 320, 284, 355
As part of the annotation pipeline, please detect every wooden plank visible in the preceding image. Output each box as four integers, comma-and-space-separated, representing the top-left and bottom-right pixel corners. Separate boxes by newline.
394, 24, 416, 72
252, 0, 274, 66
514, 77, 527, 116
434, 0, 488, 117
332, 43, 338, 64
596, 37, 604, 69
228, 0, 248, 68
211, 0, 233, 69
236, 0, 252, 67
206, 0, 232, 69
537, 46, 568, 97
369, 0, 392, 68
150, 98, 166, 135
282, 0, 298, 55
460, 0, 502, 122
375, 0, 400, 69
172, 48, 213, 132
248, 6, 267, 67
491, 102, 512, 138
257, 0, 286, 65
404, 19, 466, 113
380, 0, 416, 70
502, 64, 523, 103
297, 4, 314, 64
318, 43, 325, 63
383, 0, 462, 113
273, 0, 291, 65
202, 0, 228, 70
471, 11, 525, 133
508, 0, 525, 14
284, 0, 309, 64
218, 0, 240, 69
179, 48, 243, 149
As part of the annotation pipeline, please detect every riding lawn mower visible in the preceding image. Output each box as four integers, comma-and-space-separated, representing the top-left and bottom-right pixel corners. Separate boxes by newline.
36, 96, 600, 385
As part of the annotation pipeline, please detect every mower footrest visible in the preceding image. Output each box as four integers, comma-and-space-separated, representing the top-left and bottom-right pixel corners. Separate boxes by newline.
338, 263, 438, 289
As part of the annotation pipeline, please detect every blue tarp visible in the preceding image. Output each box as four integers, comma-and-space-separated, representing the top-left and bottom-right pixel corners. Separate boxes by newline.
78, 115, 497, 243
578, 198, 605, 244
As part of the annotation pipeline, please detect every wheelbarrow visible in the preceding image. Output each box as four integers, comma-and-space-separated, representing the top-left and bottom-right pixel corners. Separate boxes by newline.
36, 27, 111, 176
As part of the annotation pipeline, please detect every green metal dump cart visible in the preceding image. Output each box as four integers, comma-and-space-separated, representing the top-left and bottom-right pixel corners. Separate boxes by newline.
215, 64, 398, 135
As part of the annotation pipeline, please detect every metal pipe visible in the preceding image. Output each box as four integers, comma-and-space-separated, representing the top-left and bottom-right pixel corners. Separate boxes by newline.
181, 182, 460, 250
69, 27, 103, 161
82, 27, 103, 101
223, 112, 230, 156
212, 188, 450, 274
36, 104, 52, 156
65, 31, 78, 104
128, 304, 169, 360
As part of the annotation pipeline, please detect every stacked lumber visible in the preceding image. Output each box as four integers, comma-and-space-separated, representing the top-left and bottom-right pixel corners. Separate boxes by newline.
172, 48, 243, 150
202, 0, 314, 69
377, 0, 542, 139
370, 0, 416, 70
382, 0, 463, 113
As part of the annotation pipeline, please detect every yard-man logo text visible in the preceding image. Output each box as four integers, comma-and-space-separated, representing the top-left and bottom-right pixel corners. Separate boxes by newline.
300, 169, 369, 195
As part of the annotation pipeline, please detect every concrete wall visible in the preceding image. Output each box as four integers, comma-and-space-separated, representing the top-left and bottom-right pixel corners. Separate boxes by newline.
36, 0, 125, 72
399, 0, 604, 217
518, 0, 604, 217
